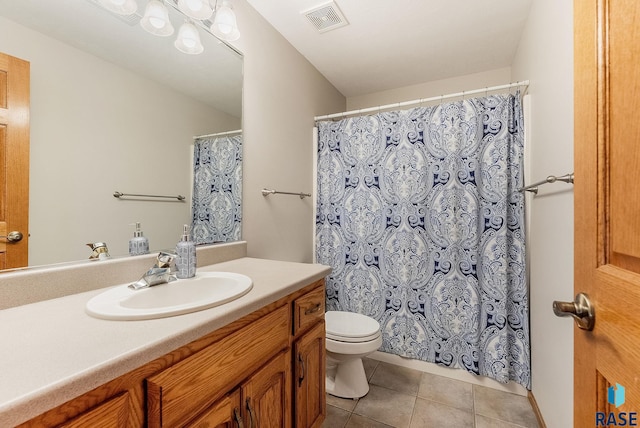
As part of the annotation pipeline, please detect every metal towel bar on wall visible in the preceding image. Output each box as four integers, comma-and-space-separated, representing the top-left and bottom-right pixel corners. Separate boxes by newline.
519, 173, 574, 195
113, 191, 186, 201
261, 188, 311, 199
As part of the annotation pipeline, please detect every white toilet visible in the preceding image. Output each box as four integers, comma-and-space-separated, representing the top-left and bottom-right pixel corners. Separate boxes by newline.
325, 310, 382, 399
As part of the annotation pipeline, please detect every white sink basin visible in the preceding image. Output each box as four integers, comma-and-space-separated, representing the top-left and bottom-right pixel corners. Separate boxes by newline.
86, 272, 253, 320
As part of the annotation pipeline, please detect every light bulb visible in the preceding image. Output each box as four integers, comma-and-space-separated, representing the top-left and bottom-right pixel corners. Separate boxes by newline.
178, 0, 214, 20
211, 1, 240, 41
141, 0, 174, 36
175, 22, 204, 54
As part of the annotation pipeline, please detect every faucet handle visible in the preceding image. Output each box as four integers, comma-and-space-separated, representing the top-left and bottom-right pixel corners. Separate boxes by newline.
87, 242, 110, 260
156, 251, 177, 268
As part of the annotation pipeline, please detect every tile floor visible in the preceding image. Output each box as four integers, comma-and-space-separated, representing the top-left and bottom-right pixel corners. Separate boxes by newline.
322, 358, 540, 428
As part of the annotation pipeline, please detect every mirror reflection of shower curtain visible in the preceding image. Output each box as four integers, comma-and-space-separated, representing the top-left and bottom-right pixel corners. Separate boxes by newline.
191, 135, 243, 244
316, 93, 530, 389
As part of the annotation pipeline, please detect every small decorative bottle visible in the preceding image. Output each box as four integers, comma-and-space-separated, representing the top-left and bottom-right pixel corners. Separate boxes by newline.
175, 224, 196, 279
129, 222, 149, 256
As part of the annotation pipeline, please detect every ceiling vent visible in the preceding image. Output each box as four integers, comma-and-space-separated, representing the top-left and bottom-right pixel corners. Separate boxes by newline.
302, 1, 348, 33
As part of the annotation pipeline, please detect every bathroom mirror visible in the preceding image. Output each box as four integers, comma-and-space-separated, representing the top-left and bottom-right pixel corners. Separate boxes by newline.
0, 0, 243, 267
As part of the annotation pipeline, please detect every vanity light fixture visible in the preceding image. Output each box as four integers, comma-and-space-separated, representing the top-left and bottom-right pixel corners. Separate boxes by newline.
210, 0, 240, 42
141, 0, 175, 36
91, 0, 240, 52
175, 20, 204, 54
178, 0, 214, 20
98, 0, 138, 15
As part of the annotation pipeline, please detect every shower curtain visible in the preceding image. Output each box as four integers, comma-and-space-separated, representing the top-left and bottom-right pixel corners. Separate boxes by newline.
191, 134, 243, 244
316, 93, 530, 389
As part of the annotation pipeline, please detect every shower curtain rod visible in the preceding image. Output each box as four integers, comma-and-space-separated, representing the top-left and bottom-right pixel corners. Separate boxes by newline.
314, 80, 530, 121
193, 129, 242, 139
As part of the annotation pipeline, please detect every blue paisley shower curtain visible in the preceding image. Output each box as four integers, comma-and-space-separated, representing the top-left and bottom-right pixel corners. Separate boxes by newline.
316, 93, 530, 389
191, 134, 242, 243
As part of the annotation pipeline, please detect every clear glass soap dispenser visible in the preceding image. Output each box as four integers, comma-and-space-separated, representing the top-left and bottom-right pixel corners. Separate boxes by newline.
175, 224, 196, 279
129, 222, 150, 256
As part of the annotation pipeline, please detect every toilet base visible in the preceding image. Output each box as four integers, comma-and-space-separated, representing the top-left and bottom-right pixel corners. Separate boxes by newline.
325, 356, 369, 399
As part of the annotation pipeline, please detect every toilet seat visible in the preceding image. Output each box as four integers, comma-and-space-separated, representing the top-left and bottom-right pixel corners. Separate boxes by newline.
325, 311, 381, 343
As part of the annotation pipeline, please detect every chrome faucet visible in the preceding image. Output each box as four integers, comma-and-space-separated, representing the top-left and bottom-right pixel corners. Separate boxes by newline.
87, 242, 111, 260
129, 251, 177, 290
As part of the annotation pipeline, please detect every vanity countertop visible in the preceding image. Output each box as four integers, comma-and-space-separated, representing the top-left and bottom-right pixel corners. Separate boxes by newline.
0, 257, 331, 427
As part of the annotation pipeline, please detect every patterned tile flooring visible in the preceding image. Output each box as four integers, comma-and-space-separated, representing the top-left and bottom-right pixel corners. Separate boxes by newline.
322, 358, 540, 428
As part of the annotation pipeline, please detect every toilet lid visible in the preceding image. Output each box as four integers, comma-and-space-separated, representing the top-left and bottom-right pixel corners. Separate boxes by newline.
325, 311, 381, 342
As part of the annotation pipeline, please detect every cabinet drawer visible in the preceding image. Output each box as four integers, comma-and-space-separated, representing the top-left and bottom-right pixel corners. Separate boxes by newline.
293, 285, 325, 335
147, 304, 290, 427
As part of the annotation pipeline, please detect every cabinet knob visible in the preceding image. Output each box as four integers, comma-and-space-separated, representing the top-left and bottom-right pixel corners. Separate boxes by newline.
304, 303, 322, 315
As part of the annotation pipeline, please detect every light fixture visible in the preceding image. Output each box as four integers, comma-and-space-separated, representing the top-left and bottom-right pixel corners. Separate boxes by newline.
94, 0, 240, 53
178, 0, 214, 20
175, 21, 204, 54
98, 0, 137, 15
210, 0, 240, 41
141, 0, 175, 37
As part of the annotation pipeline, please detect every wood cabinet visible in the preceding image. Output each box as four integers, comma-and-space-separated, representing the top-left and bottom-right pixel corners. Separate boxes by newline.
292, 285, 326, 428
146, 305, 290, 427
294, 322, 325, 428
184, 389, 242, 428
18, 279, 326, 428
240, 350, 291, 428
58, 393, 130, 428
188, 350, 290, 428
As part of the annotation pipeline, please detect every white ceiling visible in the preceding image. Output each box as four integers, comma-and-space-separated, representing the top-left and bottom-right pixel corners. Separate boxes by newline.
246, 0, 533, 98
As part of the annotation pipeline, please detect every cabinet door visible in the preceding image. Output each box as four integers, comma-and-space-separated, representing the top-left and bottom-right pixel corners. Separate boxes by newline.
147, 305, 290, 427
186, 389, 243, 428
294, 321, 325, 428
58, 392, 130, 428
242, 350, 291, 428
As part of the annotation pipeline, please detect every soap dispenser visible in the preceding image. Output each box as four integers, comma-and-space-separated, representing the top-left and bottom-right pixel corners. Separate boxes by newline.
175, 224, 196, 279
129, 222, 150, 256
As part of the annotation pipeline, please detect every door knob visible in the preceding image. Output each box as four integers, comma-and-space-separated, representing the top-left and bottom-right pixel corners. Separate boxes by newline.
553, 292, 595, 331
0, 231, 23, 242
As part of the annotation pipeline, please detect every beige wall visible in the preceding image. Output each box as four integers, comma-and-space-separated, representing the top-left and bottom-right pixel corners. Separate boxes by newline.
230, 1, 345, 263
511, 0, 574, 427
347, 67, 511, 110
0, 16, 240, 266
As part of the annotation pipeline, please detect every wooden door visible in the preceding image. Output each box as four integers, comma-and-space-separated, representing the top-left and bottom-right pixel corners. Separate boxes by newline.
294, 322, 325, 428
574, 0, 640, 426
242, 350, 291, 428
0, 52, 29, 269
186, 389, 243, 428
